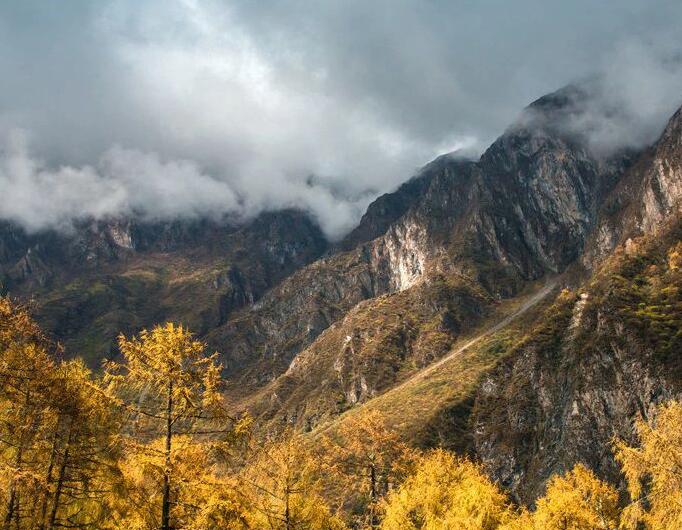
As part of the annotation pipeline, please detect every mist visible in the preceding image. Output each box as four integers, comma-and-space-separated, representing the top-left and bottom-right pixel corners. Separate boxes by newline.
1, 1, 681, 239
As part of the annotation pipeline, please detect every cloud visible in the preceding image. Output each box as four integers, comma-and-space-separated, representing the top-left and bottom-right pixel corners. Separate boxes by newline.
0, 1, 681, 238
0, 130, 240, 232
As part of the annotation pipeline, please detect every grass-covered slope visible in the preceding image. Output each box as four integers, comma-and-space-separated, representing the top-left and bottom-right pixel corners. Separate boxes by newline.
2, 210, 328, 365
305, 280, 557, 447
240, 272, 498, 429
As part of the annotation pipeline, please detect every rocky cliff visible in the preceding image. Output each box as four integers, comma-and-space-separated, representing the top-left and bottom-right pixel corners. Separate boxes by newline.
221, 85, 637, 419
471, 219, 682, 504
586, 104, 682, 265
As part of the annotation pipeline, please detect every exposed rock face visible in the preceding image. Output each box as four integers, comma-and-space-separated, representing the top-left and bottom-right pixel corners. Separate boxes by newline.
337, 169, 436, 251
471, 226, 682, 504
585, 105, 682, 264
246, 273, 490, 428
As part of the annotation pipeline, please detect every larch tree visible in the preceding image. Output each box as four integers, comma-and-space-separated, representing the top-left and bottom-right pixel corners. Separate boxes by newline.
532, 463, 620, 530
37, 360, 121, 530
104, 322, 248, 530
321, 410, 415, 528
240, 430, 346, 530
0, 298, 58, 530
0, 298, 123, 530
615, 400, 682, 530
380, 449, 514, 530
110, 434, 249, 530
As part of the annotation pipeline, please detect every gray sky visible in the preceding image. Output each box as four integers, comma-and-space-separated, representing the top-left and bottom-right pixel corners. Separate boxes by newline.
1, 1, 681, 238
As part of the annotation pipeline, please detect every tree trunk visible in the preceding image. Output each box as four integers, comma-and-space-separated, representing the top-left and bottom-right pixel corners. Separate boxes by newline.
47, 421, 73, 530
161, 380, 173, 530
3, 392, 31, 530
369, 463, 378, 528
2, 493, 17, 530
285, 486, 291, 530
11, 501, 19, 530
2, 489, 17, 530
38, 429, 60, 530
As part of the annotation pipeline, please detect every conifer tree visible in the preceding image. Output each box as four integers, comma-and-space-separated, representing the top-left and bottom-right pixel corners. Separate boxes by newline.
532, 463, 620, 530
321, 411, 414, 527
380, 449, 514, 530
38, 360, 121, 530
0, 298, 58, 530
1, 298, 122, 530
240, 430, 345, 530
615, 400, 682, 529
104, 322, 247, 530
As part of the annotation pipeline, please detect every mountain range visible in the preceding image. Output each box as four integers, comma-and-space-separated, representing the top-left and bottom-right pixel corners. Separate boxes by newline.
1, 84, 681, 504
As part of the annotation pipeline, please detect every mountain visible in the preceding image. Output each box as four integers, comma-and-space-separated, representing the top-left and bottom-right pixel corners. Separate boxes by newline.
472, 218, 682, 504
471, 104, 682, 503
0, 210, 327, 363
317, 95, 682, 505
585, 105, 682, 263
224, 85, 635, 423
1, 84, 681, 506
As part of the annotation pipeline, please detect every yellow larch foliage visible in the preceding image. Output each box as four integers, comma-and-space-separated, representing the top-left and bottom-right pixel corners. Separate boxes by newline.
104, 322, 249, 530
109, 436, 248, 530
498, 508, 533, 530
615, 400, 682, 530
380, 449, 514, 530
532, 463, 619, 530
667, 242, 682, 270
321, 410, 416, 526
240, 431, 346, 530
0, 297, 120, 529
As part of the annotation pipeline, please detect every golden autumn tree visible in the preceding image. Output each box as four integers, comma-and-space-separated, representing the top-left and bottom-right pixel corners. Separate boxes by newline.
380, 448, 514, 530
0, 298, 120, 530
239, 430, 346, 530
615, 400, 682, 530
498, 509, 534, 530
532, 463, 620, 530
110, 435, 249, 530
0, 298, 58, 529
35, 360, 121, 530
104, 323, 248, 530
321, 411, 414, 527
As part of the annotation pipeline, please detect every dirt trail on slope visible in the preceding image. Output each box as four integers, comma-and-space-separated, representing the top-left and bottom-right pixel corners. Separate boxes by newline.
394, 279, 559, 391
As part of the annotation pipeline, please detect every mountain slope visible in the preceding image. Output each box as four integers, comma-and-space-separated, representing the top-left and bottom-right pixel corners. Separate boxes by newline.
469, 103, 682, 503
0, 210, 327, 363
223, 85, 635, 417
308, 278, 557, 448
586, 105, 682, 265
472, 218, 682, 503
293, 95, 682, 506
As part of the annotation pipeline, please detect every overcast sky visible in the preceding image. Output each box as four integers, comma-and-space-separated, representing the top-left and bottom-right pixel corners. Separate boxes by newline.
1, 1, 681, 238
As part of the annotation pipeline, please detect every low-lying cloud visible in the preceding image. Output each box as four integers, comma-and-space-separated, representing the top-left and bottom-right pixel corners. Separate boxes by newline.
0, 131, 239, 232
0, 130, 383, 237
1, 1, 681, 239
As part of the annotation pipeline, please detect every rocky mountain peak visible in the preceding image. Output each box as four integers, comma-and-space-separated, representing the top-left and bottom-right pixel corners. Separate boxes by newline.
584, 101, 682, 266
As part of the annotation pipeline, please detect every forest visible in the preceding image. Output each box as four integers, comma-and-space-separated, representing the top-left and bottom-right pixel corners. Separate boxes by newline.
1, 296, 680, 530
